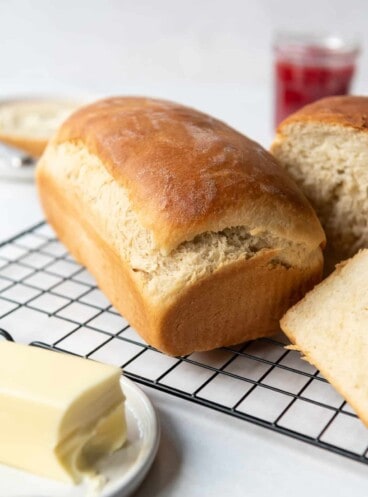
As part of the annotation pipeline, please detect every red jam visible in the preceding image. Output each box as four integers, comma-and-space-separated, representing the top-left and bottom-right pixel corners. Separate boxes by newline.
275, 59, 355, 126
273, 36, 359, 127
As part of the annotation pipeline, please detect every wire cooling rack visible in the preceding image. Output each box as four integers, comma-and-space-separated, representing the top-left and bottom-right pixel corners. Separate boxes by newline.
0, 221, 367, 465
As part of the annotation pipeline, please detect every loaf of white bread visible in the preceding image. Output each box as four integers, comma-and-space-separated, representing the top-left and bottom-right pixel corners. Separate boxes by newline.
281, 249, 368, 427
0, 99, 80, 157
36, 97, 325, 355
271, 96, 368, 272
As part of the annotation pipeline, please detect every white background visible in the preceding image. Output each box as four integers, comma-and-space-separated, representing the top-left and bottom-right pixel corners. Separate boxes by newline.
0, 1, 368, 495
0, 0, 367, 144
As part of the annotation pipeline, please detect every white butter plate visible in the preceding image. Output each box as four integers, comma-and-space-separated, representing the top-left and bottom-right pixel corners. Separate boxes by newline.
0, 375, 160, 497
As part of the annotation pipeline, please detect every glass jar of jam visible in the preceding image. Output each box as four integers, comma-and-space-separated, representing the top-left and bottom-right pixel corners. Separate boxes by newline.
274, 32, 360, 127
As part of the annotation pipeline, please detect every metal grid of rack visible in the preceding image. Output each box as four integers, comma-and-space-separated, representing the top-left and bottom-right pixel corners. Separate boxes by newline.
0, 221, 367, 464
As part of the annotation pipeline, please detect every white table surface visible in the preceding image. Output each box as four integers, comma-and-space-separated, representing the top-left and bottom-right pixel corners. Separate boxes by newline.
0, 92, 367, 496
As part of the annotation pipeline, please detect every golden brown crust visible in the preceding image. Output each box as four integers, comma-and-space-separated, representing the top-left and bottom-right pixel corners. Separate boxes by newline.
0, 133, 46, 157
276, 95, 368, 133
38, 168, 323, 356
57, 97, 325, 253
37, 170, 154, 335
161, 251, 322, 355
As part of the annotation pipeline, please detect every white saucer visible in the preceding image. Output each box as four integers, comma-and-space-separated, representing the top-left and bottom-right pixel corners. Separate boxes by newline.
0, 376, 160, 497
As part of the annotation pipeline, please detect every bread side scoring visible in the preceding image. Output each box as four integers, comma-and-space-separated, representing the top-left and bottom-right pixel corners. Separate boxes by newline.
41, 141, 320, 303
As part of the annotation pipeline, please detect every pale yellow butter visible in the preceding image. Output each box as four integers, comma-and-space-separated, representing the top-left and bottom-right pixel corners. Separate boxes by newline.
0, 342, 126, 483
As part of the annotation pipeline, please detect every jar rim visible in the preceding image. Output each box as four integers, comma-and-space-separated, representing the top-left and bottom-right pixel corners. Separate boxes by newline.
274, 31, 360, 58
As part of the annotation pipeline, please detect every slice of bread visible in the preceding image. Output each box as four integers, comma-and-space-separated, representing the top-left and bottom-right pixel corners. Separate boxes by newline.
281, 249, 368, 427
271, 96, 368, 272
0, 99, 81, 157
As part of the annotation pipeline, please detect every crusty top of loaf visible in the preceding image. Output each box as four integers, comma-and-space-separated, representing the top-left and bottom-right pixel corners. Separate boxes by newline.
277, 96, 368, 132
55, 96, 325, 253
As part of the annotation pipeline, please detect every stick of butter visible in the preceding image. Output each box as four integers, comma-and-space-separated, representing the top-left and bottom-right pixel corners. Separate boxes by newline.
0, 341, 126, 484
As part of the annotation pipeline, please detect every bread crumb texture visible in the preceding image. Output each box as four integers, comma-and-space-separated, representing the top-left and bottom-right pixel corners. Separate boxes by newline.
281, 249, 368, 425
272, 122, 368, 267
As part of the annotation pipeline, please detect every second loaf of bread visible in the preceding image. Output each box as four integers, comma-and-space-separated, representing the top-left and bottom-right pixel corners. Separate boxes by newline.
36, 97, 325, 355
271, 96, 368, 271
